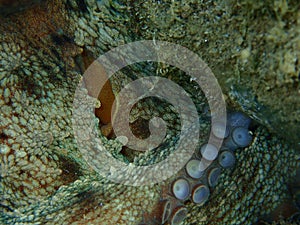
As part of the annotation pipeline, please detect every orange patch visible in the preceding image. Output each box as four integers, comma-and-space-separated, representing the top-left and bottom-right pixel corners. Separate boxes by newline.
83, 60, 116, 126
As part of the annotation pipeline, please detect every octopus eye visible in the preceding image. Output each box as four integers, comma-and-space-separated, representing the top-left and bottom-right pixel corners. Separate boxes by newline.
208, 167, 221, 187
192, 184, 210, 205
172, 178, 190, 201
185, 159, 205, 179
231, 127, 253, 148
218, 150, 236, 168
170, 206, 188, 225
200, 143, 218, 161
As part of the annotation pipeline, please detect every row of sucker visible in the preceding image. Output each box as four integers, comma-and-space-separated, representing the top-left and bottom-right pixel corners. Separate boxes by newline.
140, 111, 254, 225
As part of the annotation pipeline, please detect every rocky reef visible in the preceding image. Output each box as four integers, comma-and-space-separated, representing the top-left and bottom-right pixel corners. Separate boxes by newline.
0, 0, 299, 224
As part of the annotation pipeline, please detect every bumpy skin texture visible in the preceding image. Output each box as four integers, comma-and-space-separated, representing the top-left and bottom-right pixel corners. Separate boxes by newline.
125, 0, 300, 146
0, 0, 299, 224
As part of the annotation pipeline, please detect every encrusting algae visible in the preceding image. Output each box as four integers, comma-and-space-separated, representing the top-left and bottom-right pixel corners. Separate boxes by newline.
0, 0, 299, 224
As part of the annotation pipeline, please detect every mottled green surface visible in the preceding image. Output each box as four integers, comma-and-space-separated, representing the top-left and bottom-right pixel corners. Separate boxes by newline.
128, 0, 300, 146
0, 0, 299, 224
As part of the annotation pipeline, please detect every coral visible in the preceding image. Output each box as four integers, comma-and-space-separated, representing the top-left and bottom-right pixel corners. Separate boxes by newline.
0, 0, 299, 224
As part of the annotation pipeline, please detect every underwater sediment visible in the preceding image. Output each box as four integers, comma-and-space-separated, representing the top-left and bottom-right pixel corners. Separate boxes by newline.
0, 0, 299, 224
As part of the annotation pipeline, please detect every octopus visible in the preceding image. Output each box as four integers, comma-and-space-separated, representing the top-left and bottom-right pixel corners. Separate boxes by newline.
0, 0, 299, 224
